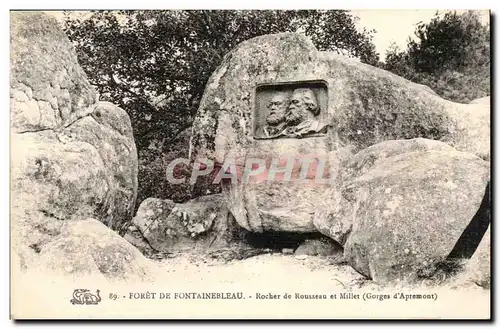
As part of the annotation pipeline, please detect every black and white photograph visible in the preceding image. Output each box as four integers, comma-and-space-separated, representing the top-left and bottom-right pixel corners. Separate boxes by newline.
8, 8, 491, 319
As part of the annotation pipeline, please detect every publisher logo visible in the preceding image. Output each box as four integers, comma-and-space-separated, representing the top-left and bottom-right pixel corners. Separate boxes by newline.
70, 289, 102, 305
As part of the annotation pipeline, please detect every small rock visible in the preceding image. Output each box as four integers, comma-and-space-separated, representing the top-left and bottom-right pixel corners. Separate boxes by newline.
295, 238, 343, 257
295, 255, 308, 260
282, 248, 294, 255
131, 194, 247, 253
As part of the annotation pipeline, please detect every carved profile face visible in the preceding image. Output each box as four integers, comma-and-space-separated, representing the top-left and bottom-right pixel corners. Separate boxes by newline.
286, 88, 319, 125
266, 93, 288, 125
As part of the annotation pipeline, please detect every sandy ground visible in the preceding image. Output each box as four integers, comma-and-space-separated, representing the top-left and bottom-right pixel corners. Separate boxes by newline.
153, 252, 369, 290
152, 252, 489, 292
12, 252, 490, 319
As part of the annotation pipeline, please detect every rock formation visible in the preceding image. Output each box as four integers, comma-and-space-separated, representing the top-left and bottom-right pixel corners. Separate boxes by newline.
190, 33, 489, 235
10, 13, 490, 286
10, 12, 140, 278
189, 33, 490, 282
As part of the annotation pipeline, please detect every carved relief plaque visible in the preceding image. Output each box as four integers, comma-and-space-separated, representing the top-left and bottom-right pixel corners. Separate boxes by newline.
254, 81, 329, 139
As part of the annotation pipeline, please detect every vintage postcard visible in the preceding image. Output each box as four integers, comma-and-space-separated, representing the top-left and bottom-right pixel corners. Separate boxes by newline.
10, 9, 491, 319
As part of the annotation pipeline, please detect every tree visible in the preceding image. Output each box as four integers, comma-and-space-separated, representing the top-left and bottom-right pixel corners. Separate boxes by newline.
63, 10, 379, 205
384, 10, 490, 103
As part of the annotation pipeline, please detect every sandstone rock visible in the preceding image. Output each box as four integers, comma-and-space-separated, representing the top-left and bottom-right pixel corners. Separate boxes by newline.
314, 139, 460, 245
11, 103, 138, 265
10, 12, 138, 268
443, 98, 490, 161
123, 224, 156, 257
341, 138, 456, 182
64, 101, 138, 228
132, 194, 246, 253
295, 238, 343, 257
132, 198, 176, 250
190, 33, 490, 234
35, 219, 155, 282
10, 12, 97, 133
337, 140, 490, 282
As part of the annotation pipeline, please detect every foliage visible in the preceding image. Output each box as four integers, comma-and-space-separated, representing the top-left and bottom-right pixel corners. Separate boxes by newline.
384, 10, 490, 103
63, 10, 379, 205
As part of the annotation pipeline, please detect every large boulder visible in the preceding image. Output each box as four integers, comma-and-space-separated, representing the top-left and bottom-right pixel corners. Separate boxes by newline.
35, 219, 155, 282
10, 12, 138, 268
10, 11, 97, 133
333, 139, 490, 282
189, 33, 489, 234
132, 194, 247, 253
